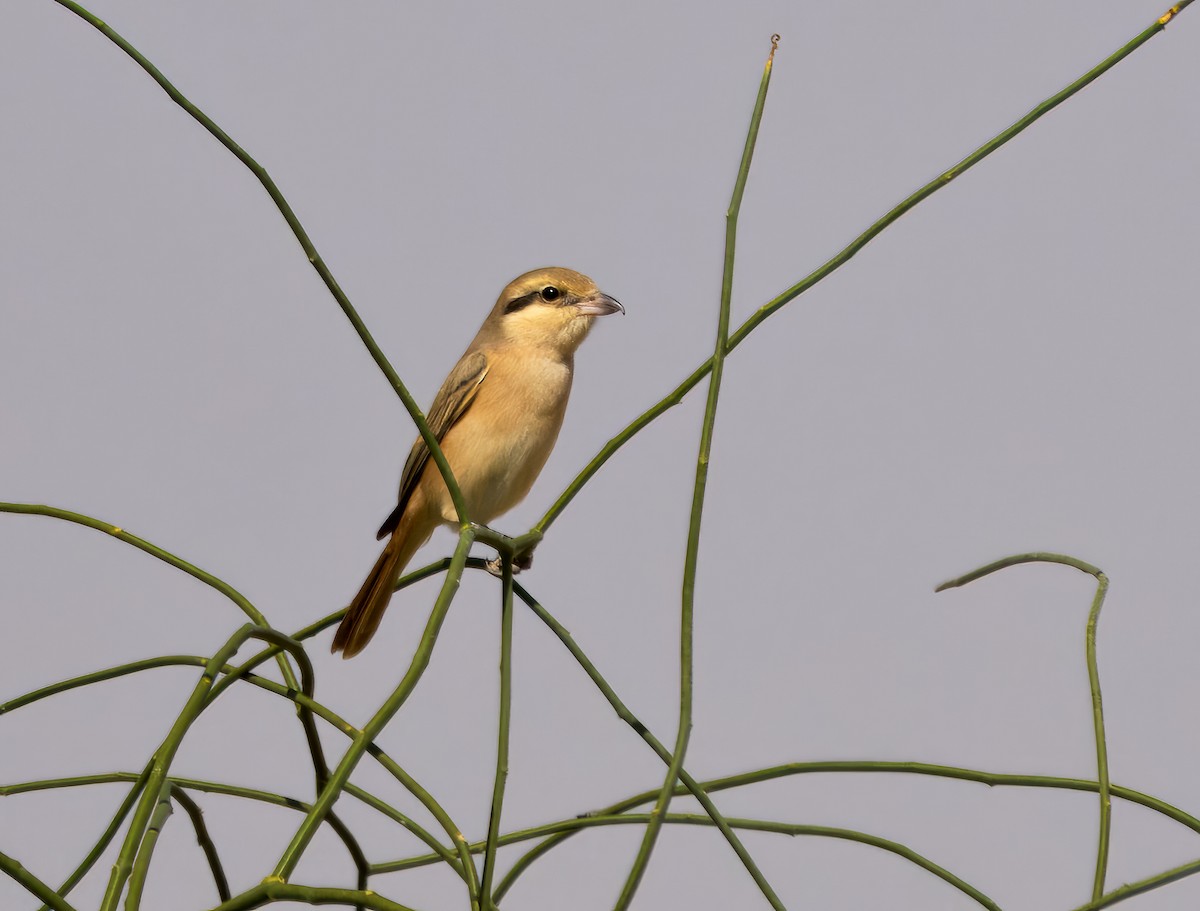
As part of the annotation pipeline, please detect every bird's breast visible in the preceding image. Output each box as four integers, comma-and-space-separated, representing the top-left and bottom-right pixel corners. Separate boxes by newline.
435, 352, 573, 524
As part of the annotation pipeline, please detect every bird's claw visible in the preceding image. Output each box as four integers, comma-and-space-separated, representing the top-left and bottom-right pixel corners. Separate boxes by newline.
484, 551, 534, 577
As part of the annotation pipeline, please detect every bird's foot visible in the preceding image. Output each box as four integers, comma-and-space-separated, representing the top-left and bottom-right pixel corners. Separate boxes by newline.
484, 551, 534, 577
472, 524, 542, 577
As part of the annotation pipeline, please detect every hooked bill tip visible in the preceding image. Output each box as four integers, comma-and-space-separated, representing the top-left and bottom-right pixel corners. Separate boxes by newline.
576, 292, 624, 316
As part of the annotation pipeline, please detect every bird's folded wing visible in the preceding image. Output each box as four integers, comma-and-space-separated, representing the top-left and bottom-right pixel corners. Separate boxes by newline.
376, 350, 490, 539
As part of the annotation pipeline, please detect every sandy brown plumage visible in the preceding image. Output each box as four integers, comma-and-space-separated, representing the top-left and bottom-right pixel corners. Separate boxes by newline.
332, 267, 622, 658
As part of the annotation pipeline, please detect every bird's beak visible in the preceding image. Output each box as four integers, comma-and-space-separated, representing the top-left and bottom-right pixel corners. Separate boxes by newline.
574, 292, 625, 317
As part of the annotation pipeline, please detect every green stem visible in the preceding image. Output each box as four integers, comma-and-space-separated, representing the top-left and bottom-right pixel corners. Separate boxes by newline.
169, 786, 231, 903
0, 655, 207, 716
613, 36, 779, 911
534, 2, 1193, 536
46, 0, 466, 523
124, 780, 173, 910
271, 531, 475, 885
1069, 855, 1200, 910
479, 558, 515, 909
937, 553, 1111, 899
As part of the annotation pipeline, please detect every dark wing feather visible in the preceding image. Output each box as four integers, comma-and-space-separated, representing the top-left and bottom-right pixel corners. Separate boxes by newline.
376, 350, 489, 539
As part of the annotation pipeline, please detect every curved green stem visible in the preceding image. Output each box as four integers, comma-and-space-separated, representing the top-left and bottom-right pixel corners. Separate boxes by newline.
0, 851, 79, 911
1070, 855, 1200, 910
169, 786, 231, 903
46, 0, 466, 523
0, 655, 208, 716
938, 553, 1111, 899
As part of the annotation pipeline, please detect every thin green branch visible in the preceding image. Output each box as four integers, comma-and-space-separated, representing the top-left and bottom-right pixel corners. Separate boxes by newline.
480, 559, 515, 908
725, 2, 1191, 353
1070, 855, 1200, 910
613, 35, 780, 911
169, 786, 232, 904
534, 2, 1194, 536
691, 761, 1200, 834
505, 580, 786, 906
271, 531, 475, 887
0, 655, 207, 716
47, 0, 466, 524
937, 553, 1112, 899
0, 851, 79, 911
935, 552, 1104, 591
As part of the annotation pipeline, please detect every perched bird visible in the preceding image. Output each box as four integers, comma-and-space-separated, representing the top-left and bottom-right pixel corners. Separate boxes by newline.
332, 267, 623, 658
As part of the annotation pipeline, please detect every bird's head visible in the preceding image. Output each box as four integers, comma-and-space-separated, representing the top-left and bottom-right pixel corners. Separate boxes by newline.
484, 267, 623, 353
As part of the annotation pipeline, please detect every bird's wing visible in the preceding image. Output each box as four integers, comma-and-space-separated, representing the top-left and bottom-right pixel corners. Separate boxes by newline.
376, 349, 490, 539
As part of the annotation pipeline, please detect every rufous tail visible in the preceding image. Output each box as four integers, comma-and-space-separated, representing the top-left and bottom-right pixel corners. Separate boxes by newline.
332, 514, 428, 658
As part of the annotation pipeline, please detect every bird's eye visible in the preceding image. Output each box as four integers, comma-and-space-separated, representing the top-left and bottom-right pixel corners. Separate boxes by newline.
540, 286, 561, 302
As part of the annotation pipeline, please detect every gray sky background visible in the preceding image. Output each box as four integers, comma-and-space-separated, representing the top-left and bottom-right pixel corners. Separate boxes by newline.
3, 2, 1199, 909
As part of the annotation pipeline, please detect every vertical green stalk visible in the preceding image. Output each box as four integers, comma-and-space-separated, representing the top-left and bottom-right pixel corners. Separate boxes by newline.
613, 36, 780, 911
271, 530, 475, 889
480, 558, 515, 908
1085, 573, 1112, 900
124, 780, 173, 910
936, 552, 1112, 902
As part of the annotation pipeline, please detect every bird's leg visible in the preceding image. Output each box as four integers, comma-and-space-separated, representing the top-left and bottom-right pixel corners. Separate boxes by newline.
472, 525, 543, 577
